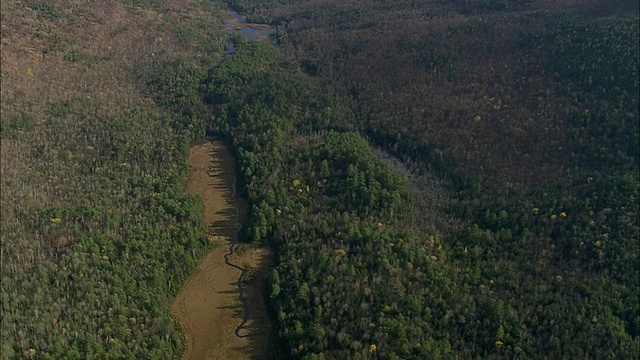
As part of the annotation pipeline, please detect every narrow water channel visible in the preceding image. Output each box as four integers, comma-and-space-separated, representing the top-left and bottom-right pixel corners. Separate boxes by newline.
171, 140, 273, 360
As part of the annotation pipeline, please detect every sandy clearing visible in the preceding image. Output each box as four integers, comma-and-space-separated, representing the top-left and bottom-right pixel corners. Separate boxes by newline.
171, 140, 273, 360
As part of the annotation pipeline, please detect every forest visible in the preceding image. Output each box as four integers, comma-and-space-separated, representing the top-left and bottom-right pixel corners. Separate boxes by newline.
1, 0, 639, 359
205, 0, 639, 358
1, 1, 227, 358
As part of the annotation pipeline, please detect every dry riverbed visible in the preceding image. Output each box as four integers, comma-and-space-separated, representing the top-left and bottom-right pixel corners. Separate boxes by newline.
171, 140, 273, 360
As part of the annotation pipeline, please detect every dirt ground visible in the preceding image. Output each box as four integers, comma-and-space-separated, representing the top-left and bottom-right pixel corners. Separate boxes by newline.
171, 140, 274, 360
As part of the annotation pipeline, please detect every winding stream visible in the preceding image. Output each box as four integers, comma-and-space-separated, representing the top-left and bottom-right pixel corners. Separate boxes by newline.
173, 8, 277, 359
219, 12, 276, 355
214, 168, 271, 360
171, 141, 272, 360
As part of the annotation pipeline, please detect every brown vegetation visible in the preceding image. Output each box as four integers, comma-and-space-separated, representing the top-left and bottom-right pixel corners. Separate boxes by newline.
171, 140, 273, 360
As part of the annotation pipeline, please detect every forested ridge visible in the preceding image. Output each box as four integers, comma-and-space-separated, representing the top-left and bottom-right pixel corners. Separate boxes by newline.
1, 0, 638, 359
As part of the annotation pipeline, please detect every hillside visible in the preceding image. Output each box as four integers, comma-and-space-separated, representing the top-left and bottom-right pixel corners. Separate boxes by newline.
1, 0, 638, 359
1, 1, 227, 358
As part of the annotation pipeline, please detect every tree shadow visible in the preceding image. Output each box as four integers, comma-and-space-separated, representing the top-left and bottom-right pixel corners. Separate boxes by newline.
206, 143, 248, 240
204, 139, 273, 359
211, 258, 274, 359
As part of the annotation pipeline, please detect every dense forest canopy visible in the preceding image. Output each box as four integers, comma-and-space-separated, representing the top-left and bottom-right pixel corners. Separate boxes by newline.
1, 0, 638, 359
1, 1, 226, 358
213, 0, 639, 358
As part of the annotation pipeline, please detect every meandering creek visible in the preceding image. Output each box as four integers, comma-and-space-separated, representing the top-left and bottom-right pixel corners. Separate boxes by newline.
171, 140, 273, 360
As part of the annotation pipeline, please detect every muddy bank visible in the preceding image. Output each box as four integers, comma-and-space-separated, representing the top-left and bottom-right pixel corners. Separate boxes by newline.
171, 140, 273, 360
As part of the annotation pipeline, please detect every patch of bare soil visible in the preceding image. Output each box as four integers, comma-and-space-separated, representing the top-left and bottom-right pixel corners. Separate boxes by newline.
171, 140, 273, 360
